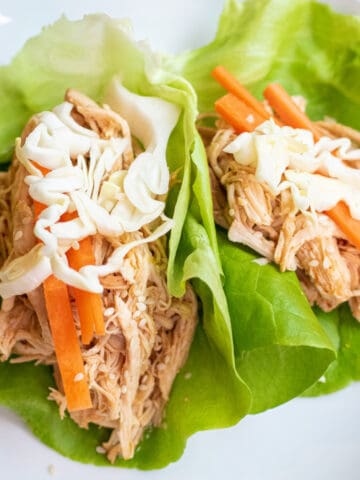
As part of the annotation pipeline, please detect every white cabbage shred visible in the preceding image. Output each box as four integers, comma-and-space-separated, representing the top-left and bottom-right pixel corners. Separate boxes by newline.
0, 80, 180, 298
224, 119, 360, 218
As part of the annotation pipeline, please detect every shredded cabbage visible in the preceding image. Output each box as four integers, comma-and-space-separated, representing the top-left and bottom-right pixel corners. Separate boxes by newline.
0, 81, 179, 298
224, 119, 360, 216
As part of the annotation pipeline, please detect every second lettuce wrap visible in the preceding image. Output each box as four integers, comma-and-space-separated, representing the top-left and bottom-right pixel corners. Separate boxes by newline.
168, 0, 360, 410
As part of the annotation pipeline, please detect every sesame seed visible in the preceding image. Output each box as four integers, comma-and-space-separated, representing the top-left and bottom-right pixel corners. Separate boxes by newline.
246, 114, 255, 123
138, 295, 146, 302
139, 318, 147, 329
184, 372, 192, 380
134, 310, 141, 318
252, 257, 269, 266
121, 385, 128, 394
137, 302, 146, 312
157, 363, 166, 372
22, 216, 32, 225
104, 307, 115, 317
14, 230, 23, 241
323, 258, 331, 269
109, 373, 116, 381
74, 373, 84, 382
309, 260, 319, 267
228, 208, 235, 216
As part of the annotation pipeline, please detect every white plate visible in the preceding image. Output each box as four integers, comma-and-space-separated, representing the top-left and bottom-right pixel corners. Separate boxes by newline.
0, 1, 360, 479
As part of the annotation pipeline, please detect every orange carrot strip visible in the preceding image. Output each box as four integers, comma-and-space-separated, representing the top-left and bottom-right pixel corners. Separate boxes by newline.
34, 195, 104, 343
32, 162, 50, 218
33, 162, 50, 176
212, 65, 270, 120
31, 161, 92, 410
326, 202, 360, 251
61, 211, 78, 222
215, 93, 266, 133
33, 200, 47, 218
63, 209, 105, 339
66, 237, 105, 342
43, 275, 92, 411
263, 83, 320, 140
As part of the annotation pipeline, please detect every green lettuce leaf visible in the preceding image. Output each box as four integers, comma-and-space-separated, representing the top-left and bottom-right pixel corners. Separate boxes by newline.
306, 306, 360, 396
0, 15, 250, 469
168, 0, 360, 408
173, 0, 360, 129
218, 231, 334, 412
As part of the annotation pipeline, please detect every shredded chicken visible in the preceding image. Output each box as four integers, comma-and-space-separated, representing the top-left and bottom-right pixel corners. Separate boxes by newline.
0, 92, 197, 462
0, 171, 12, 266
202, 115, 360, 320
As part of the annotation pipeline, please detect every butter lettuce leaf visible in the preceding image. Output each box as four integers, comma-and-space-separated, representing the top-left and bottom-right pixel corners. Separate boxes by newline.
0, 14, 250, 470
306, 306, 360, 396
217, 231, 334, 412
173, 0, 360, 128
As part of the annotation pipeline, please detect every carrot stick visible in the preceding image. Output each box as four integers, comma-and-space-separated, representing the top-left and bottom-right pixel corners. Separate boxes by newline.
263, 83, 320, 140
33, 201, 47, 219
33, 162, 50, 176
326, 202, 360, 251
33, 196, 105, 343
32, 163, 50, 218
31, 162, 92, 410
63, 210, 105, 339
215, 93, 266, 133
66, 237, 105, 342
43, 275, 92, 411
61, 211, 78, 222
212, 66, 270, 120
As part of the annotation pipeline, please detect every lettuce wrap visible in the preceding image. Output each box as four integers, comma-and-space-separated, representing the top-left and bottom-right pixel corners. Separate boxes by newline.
0, 15, 251, 469
170, 0, 360, 402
